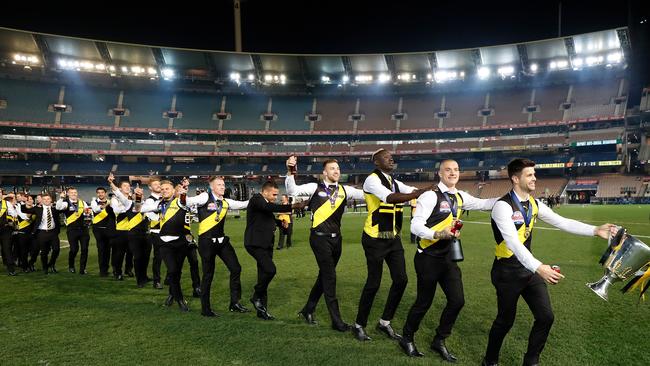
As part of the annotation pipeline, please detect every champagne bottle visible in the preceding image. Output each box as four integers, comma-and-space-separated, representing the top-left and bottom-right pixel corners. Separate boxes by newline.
449, 220, 464, 262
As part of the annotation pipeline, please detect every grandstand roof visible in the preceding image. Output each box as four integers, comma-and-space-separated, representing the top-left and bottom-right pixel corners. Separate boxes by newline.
0, 26, 629, 88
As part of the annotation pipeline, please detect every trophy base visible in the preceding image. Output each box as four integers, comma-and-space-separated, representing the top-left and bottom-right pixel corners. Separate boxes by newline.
586, 274, 616, 301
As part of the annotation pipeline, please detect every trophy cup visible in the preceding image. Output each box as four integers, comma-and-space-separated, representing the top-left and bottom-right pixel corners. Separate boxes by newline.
586, 227, 650, 301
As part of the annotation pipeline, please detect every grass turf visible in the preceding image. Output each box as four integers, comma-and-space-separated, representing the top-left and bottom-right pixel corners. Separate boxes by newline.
1, 204, 649, 365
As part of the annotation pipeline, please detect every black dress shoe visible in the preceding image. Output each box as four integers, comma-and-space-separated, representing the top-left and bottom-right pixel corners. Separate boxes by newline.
137, 282, 145, 288
164, 295, 174, 307
481, 358, 498, 366
79, 269, 88, 275
153, 282, 163, 289
431, 337, 457, 363
377, 323, 402, 341
115, 274, 124, 281
192, 287, 202, 298
331, 322, 351, 332
229, 302, 250, 313
256, 309, 275, 320
399, 339, 424, 357
250, 298, 266, 313
298, 311, 317, 325
49, 266, 58, 274
177, 299, 190, 312
352, 325, 372, 341
30, 265, 36, 272
8, 271, 17, 276
126, 270, 134, 277
201, 309, 220, 317
69, 267, 76, 273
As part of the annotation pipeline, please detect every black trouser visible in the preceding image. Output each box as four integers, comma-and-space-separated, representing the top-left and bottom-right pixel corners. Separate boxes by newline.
160, 238, 189, 301
36, 229, 60, 272
67, 227, 90, 271
302, 232, 345, 326
93, 226, 113, 275
187, 244, 201, 290
485, 259, 554, 365
125, 245, 133, 274
148, 232, 162, 283
277, 223, 293, 248
15, 231, 34, 270
198, 235, 243, 311
128, 231, 152, 285
245, 245, 276, 306
1, 228, 15, 273
402, 252, 465, 342
110, 231, 129, 276
355, 232, 408, 327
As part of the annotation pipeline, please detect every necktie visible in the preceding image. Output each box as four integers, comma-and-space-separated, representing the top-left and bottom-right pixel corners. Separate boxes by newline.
46, 207, 53, 230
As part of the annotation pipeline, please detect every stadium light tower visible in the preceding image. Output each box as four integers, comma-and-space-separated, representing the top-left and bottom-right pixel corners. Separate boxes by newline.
234, 0, 242, 52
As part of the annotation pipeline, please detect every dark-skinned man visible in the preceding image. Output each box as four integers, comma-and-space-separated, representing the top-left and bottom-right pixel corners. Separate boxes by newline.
245, 180, 307, 320
91, 187, 115, 277
56, 187, 91, 274
186, 176, 249, 317
399, 159, 499, 360
482, 159, 615, 366
352, 148, 432, 342
285, 156, 365, 332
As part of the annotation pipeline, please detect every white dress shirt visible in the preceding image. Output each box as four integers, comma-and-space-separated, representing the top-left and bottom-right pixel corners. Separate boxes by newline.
144, 193, 162, 233
55, 198, 88, 211
110, 188, 133, 215
285, 175, 365, 200
15, 203, 29, 220
411, 181, 499, 241
140, 194, 206, 242
91, 197, 109, 214
37, 205, 56, 230
362, 171, 416, 203
491, 189, 596, 273
190, 191, 249, 210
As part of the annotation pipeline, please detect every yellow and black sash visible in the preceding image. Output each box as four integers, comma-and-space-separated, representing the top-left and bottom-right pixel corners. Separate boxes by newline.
419, 189, 464, 254
491, 192, 539, 260
309, 183, 347, 233
115, 211, 130, 231
92, 200, 111, 225
65, 200, 85, 226
159, 198, 191, 237
198, 197, 229, 237
364, 169, 403, 239
0, 200, 7, 226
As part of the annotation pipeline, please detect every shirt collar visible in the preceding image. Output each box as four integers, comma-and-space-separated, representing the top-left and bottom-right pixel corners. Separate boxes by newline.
512, 189, 530, 202
437, 181, 457, 194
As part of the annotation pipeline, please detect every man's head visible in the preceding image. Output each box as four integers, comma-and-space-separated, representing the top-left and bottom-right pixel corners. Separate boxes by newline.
261, 181, 279, 202
174, 184, 184, 198
66, 187, 78, 201
372, 149, 395, 172
508, 158, 536, 194
26, 195, 33, 205
16, 192, 26, 202
322, 159, 341, 183
119, 180, 131, 195
96, 187, 107, 200
281, 194, 289, 204
149, 178, 161, 194
36, 195, 42, 205
438, 159, 460, 188
160, 180, 175, 200
209, 176, 226, 197
41, 194, 52, 206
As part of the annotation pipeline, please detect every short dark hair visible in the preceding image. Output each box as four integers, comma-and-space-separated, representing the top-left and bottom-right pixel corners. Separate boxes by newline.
507, 158, 536, 180
119, 180, 130, 188
262, 180, 278, 191
66, 186, 77, 192
96, 187, 107, 193
322, 159, 338, 169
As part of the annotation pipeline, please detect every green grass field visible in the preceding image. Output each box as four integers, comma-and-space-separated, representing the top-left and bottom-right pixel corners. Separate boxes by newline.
1, 205, 650, 365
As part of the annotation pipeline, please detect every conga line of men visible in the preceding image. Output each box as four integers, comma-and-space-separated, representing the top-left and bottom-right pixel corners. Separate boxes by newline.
0, 152, 616, 365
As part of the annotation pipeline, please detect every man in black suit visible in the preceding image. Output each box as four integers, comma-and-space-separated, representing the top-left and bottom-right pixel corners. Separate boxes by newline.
244, 180, 305, 320
23, 194, 63, 274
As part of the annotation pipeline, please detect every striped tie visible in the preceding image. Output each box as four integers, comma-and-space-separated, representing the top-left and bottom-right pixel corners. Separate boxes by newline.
46, 207, 53, 230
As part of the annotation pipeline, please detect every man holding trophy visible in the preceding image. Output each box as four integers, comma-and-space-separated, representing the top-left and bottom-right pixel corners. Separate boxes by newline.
482, 158, 615, 366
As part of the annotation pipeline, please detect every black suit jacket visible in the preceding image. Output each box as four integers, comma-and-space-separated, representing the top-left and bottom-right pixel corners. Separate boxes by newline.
244, 193, 292, 249
23, 205, 62, 234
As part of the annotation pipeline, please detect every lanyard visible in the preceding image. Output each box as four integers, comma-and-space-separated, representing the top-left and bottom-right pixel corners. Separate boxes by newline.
510, 191, 532, 228
322, 183, 338, 207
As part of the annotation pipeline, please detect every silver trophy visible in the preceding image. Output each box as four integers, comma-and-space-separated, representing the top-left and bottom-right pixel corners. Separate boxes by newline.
586, 227, 650, 301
